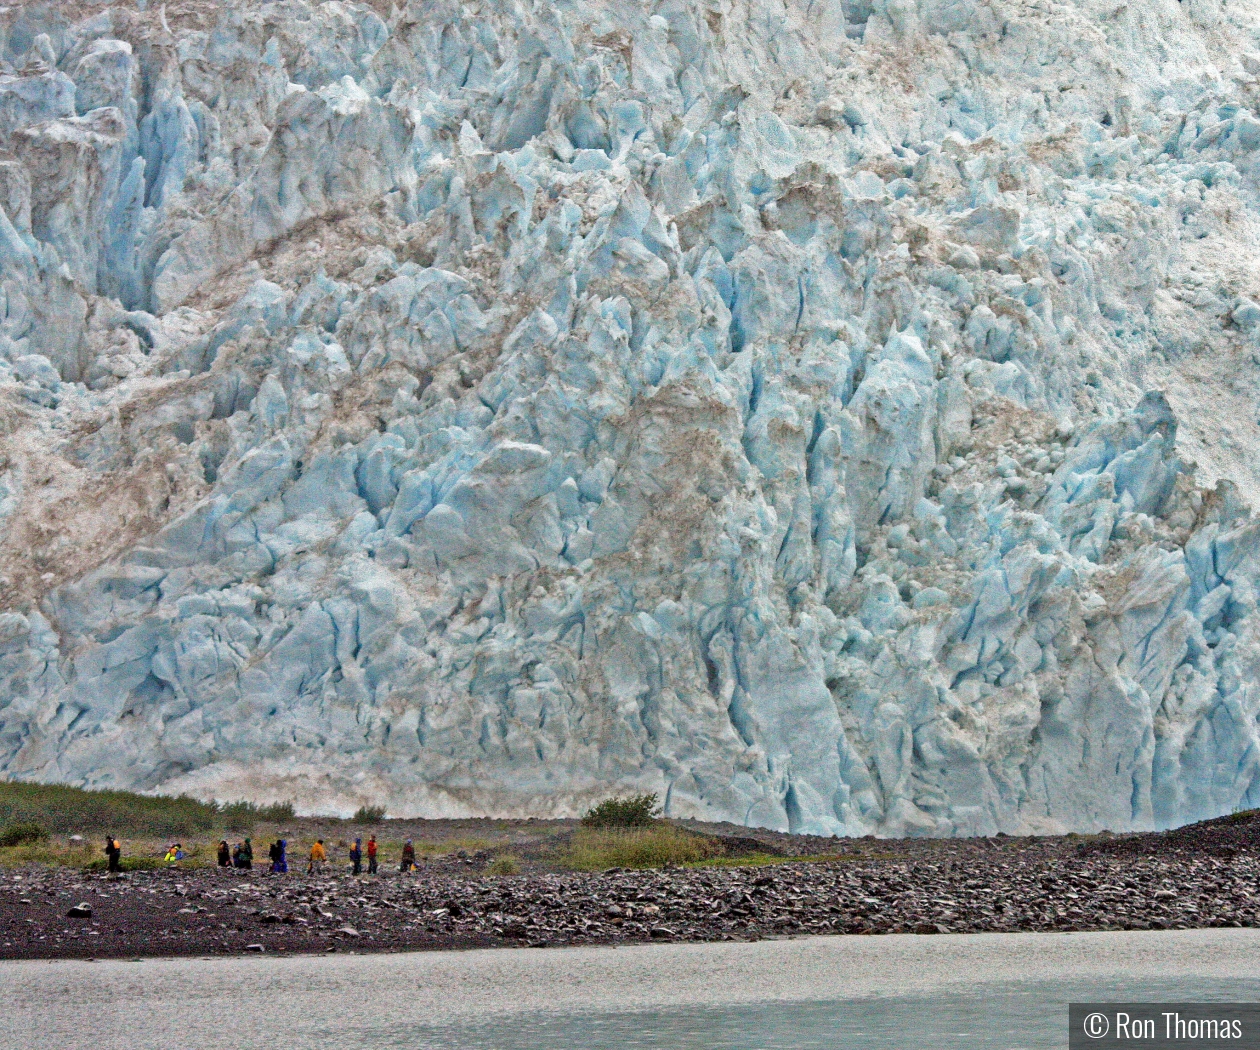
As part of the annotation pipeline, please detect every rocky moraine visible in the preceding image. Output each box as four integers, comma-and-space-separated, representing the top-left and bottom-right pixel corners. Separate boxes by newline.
3, 813, 1259, 959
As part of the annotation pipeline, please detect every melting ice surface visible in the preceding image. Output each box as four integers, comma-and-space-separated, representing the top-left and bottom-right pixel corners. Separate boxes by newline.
4, 1, 1260, 834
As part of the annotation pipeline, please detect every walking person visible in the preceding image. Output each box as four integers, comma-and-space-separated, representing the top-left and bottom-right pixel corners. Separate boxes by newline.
349, 837, 362, 876
217, 840, 231, 867
237, 837, 253, 870
308, 839, 327, 875
367, 835, 378, 875
268, 840, 280, 870
399, 839, 416, 873
104, 835, 121, 873
272, 839, 288, 874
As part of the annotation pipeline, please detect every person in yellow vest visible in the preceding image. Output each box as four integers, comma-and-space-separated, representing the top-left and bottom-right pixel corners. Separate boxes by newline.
308, 839, 327, 875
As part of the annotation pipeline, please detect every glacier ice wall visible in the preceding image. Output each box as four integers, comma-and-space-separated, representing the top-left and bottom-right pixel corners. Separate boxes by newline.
3, 0, 1260, 833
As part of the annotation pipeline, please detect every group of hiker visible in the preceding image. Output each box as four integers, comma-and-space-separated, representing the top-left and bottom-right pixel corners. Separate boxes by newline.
312, 835, 418, 874
105, 833, 419, 876
215, 838, 259, 869
214, 838, 289, 872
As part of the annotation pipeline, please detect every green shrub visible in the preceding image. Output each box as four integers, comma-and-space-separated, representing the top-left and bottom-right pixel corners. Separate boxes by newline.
0, 822, 47, 847
581, 793, 661, 828
221, 800, 296, 831
562, 826, 720, 871
353, 804, 386, 823
486, 855, 521, 875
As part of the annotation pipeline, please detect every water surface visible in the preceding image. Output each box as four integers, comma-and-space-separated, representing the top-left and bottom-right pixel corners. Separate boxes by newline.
4, 930, 1256, 1050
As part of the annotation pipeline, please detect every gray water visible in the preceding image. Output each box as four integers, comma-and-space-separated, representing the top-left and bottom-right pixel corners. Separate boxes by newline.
405, 980, 1260, 1050
3, 930, 1258, 1050
400, 978, 1260, 1048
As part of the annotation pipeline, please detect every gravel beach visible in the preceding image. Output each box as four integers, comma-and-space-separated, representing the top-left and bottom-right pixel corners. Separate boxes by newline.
2, 811, 1257, 961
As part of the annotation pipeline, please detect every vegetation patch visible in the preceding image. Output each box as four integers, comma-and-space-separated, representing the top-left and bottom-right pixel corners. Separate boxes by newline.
0, 781, 294, 837
561, 825, 722, 870
0, 821, 48, 847
580, 793, 662, 828
352, 804, 387, 823
221, 800, 296, 830
0, 840, 98, 869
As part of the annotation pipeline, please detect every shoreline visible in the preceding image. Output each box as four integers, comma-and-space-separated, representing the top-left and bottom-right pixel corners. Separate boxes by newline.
2, 812, 1257, 962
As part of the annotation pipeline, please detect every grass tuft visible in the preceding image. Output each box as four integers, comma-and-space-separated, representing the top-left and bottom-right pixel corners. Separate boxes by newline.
561, 825, 720, 870
486, 855, 521, 875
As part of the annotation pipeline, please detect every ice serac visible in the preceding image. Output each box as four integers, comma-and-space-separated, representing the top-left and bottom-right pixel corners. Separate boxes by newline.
4, 1, 1260, 835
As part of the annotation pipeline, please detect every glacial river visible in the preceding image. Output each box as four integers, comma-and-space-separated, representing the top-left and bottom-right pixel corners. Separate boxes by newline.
3, 929, 1257, 1050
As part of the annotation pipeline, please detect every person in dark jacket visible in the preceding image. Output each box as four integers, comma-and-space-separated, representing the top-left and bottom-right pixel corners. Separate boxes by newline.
349, 838, 362, 876
239, 838, 253, 870
272, 839, 288, 874
104, 835, 121, 873
399, 839, 416, 873
217, 840, 231, 867
267, 840, 280, 869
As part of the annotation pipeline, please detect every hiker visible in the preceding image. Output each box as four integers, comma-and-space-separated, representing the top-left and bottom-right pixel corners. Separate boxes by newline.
231, 842, 243, 867
234, 838, 253, 870
163, 843, 183, 864
272, 839, 288, 874
268, 840, 280, 869
217, 840, 231, 867
308, 839, 327, 875
367, 835, 378, 875
349, 837, 362, 876
399, 839, 416, 873
104, 835, 121, 873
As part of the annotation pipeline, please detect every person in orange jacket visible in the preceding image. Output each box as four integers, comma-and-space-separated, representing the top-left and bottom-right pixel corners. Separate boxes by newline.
366, 835, 378, 875
104, 835, 121, 873
308, 839, 327, 875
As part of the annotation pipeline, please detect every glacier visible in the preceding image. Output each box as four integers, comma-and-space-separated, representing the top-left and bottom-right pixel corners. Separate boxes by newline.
2, 0, 1260, 835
